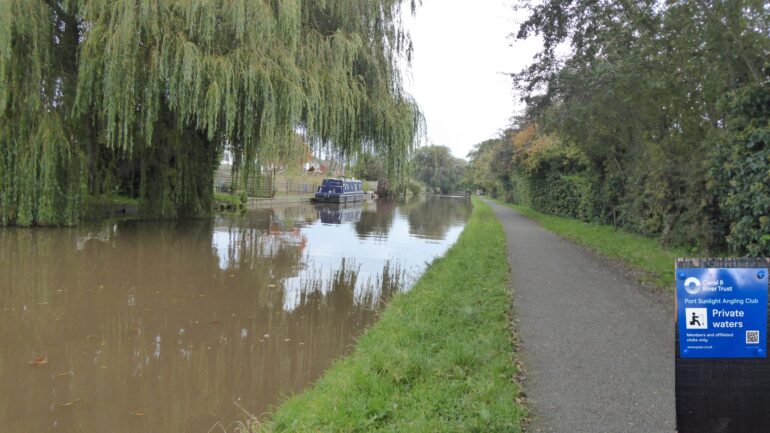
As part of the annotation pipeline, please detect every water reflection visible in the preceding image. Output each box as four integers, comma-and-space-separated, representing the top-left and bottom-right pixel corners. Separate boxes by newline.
0, 196, 470, 433
316, 203, 363, 225
407, 195, 473, 240
355, 200, 397, 241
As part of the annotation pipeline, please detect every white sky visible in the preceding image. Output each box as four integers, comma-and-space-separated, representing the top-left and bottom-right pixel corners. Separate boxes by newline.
401, 0, 541, 160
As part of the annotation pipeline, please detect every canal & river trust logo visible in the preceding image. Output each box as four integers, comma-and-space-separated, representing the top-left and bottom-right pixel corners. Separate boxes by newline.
684, 277, 702, 295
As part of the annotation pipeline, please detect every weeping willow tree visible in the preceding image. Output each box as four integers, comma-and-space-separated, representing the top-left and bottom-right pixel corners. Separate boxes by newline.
0, 0, 422, 225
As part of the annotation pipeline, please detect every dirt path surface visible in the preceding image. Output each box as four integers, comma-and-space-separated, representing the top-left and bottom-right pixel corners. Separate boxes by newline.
485, 200, 675, 433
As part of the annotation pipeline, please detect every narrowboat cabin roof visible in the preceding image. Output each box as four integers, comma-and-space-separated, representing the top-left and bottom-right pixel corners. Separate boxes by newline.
314, 178, 366, 203
320, 178, 362, 184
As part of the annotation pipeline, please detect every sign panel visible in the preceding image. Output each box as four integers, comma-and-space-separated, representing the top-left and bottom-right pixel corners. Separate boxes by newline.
677, 268, 768, 358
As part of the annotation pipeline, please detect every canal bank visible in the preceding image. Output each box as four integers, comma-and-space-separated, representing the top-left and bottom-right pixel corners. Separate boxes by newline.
253, 198, 527, 432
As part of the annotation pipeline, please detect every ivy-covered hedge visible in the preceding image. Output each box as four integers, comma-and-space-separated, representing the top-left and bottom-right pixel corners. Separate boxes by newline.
471, 83, 770, 257
465, 0, 768, 258
709, 84, 770, 256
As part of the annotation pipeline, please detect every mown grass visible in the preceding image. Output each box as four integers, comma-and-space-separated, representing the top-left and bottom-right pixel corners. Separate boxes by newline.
491, 199, 689, 288
254, 197, 526, 433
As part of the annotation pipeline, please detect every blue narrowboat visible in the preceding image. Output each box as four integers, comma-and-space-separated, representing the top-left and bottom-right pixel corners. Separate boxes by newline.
314, 178, 365, 203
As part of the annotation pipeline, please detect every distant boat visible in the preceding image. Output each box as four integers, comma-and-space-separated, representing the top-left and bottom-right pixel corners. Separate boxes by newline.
314, 178, 365, 203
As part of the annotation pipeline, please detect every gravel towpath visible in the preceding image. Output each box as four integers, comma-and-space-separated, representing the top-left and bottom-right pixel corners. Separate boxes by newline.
486, 199, 675, 433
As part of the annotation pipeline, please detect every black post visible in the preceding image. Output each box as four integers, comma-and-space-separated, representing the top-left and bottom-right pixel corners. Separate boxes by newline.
675, 258, 770, 433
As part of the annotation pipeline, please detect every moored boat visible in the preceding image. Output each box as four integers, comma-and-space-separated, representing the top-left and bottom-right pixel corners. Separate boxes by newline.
314, 178, 365, 203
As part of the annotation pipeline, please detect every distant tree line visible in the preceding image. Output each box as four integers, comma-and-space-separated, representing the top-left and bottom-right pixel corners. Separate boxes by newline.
467, 0, 769, 256
412, 145, 466, 194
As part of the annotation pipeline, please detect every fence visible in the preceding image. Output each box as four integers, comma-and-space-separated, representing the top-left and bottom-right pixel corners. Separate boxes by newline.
273, 178, 322, 196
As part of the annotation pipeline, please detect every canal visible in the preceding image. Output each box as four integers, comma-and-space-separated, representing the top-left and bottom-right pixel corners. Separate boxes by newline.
0, 196, 471, 432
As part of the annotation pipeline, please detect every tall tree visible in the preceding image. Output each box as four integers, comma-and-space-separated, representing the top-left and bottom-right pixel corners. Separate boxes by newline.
0, 0, 422, 225
504, 0, 770, 254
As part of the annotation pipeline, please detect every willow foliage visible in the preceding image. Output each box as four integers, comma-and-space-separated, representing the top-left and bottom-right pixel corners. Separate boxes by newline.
0, 0, 421, 225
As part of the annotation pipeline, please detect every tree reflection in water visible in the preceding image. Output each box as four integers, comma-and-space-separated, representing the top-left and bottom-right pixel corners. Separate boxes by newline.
0, 196, 470, 433
406, 195, 473, 240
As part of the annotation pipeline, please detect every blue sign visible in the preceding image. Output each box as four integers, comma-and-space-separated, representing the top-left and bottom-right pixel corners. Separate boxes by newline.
677, 268, 768, 358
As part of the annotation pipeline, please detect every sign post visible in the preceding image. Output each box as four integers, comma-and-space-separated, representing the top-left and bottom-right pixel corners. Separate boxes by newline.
676, 258, 770, 433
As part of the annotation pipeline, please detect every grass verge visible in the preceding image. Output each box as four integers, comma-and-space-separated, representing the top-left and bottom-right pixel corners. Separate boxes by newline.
491, 199, 689, 288
214, 192, 247, 212
254, 197, 526, 433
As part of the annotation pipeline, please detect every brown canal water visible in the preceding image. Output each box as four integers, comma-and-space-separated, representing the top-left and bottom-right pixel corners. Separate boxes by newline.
0, 196, 470, 433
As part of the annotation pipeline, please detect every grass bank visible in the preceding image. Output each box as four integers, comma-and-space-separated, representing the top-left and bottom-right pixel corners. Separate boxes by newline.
253, 198, 526, 433
214, 192, 247, 212
492, 199, 689, 288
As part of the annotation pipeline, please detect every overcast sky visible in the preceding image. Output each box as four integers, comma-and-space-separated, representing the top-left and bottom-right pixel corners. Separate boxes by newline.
401, 0, 541, 160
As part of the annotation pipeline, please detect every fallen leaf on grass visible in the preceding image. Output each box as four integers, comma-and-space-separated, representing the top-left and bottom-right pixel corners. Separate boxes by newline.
27, 355, 48, 367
